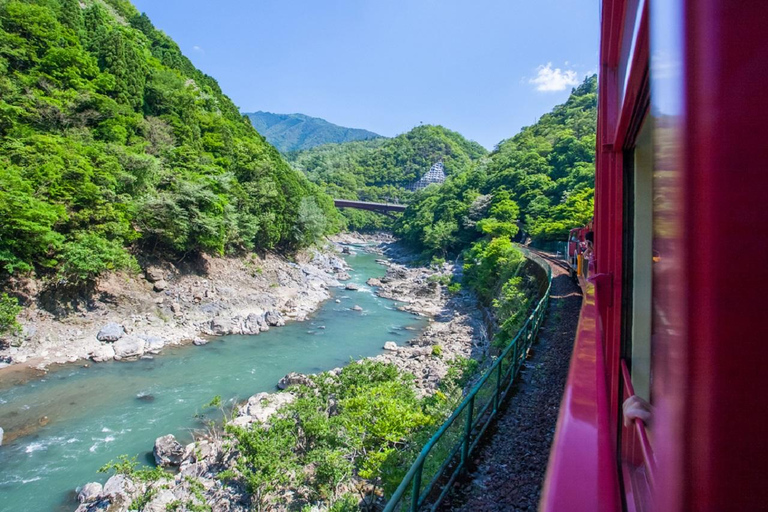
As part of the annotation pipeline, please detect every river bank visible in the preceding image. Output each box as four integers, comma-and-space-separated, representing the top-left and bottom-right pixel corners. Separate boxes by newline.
0, 245, 352, 373
71, 236, 489, 512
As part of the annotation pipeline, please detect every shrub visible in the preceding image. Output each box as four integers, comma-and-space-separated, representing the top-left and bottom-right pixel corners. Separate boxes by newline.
0, 293, 22, 335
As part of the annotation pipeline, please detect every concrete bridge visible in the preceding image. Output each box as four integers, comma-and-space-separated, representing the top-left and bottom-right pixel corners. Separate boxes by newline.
333, 199, 407, 214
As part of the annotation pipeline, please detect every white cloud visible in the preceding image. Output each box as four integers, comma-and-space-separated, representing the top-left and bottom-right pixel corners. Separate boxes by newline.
192, 45, 205, 54
529, 63, 580, 92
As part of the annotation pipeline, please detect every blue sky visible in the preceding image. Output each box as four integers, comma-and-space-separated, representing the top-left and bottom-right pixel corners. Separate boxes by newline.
132, 0, 599, 149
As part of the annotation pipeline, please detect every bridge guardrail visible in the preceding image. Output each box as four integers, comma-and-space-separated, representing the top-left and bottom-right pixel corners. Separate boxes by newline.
383, 247, 553, 511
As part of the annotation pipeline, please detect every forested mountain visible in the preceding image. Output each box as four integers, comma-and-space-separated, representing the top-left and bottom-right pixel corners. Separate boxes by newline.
288, 125, 487, 230
396, 76, 597, 255
0, 0, 339, 283
245, 111, 381, 153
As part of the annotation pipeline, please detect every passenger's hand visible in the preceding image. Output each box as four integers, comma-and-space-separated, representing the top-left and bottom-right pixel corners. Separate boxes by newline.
623, 395, 653, 427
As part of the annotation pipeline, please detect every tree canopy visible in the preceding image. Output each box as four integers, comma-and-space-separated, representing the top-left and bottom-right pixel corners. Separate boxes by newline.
0, 0, 339, 282
395, 76, 597, 255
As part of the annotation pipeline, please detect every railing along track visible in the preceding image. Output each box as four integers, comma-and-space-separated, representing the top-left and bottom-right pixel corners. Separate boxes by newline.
383, 247, 553, 512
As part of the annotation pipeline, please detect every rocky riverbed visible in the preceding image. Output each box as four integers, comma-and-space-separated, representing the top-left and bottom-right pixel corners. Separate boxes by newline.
0, 246, 351, 372
72, 235, 490, 512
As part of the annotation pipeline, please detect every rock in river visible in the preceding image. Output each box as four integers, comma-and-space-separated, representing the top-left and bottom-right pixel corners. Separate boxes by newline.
77, 482, 102, 503
383, 341, 399, 351
96, 323, 123, 342
277, 372, 313, 390
90, 344, 115, 363
112, 336, 145, 360
345, 283, 360, 291
141, 336, 165, 354
209, 317, 232, 335
153, 434, 185, 466
351, 305, 363, 311
265, 310, 284, 327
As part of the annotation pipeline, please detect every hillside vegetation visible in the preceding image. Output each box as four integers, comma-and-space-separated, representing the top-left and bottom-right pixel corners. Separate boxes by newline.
0, 0, 338, 284
245, 111, 381, 153
396, 76, 597, 255
289, 125, 487, 231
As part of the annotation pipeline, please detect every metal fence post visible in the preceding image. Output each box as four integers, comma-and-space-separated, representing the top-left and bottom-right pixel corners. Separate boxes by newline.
494, 359, 503, 412
410, 461, 423, 512
461, 395, 475, 467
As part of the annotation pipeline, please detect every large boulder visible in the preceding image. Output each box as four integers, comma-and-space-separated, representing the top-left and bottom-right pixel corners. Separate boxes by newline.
102, 474, 137, 503
143, 489, 177, 512
241, 392, 296, 424
277, 372, 313, 390
345, 283, 360, 291
77, 482, 102, 503
142, 336, 165, 354
96, 323, 123, 342
210, 317, 232, 335
153, 434, 185, 466
244, 313, 265, 334
383, 341, 399, 351
145, 267, 164, 283
112, 336, 146, 360
90, 344, 115, 363
264, 310, 284, 327
152, 280, 168, 292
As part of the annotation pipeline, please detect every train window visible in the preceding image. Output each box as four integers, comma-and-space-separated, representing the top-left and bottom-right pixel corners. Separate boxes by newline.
626, 120, 654, 402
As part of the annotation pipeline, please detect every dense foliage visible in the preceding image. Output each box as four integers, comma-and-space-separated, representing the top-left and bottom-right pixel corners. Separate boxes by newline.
0, 293, 22, 334
245, 111, 381, 154
395, 76, 597, 254
0, 0, 339, 283
288, 125, 487, 231
224, 358, 476, 510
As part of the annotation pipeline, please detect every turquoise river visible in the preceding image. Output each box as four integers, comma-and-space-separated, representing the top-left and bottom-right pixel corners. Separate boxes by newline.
0, 249, 427, 511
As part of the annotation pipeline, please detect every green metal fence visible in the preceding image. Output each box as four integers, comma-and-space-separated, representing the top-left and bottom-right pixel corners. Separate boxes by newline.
383, 248, 553, 512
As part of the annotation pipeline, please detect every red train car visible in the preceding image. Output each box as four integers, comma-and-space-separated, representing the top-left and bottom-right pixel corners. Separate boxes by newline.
541, 1, 768, 511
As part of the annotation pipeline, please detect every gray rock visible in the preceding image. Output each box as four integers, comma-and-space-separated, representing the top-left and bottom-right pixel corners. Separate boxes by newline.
244, 313, 265, 334
145, 267, 164, 283
102, 474, 136, 501
96, 323, 123, 342
210, 317, 232, 335
336, 272, 351, 281
351, 305, 363, 311
345, 283, 360, 291
112, 336, 145, 360
383, 341, 399, 351
90, 344, 115, 363
77, 482, 102, 503
265, 310, 284, 327
142, 336, 165, 354
143, 489, 176, 512
277, 372, 313, 390
241, 392, 296, 424
153, 434, 185, 466
0, 427, 3, 446
153, 279, 168, 292
170, 302, 182, 315
367, 278, 383, 287
193, 338, 209, 346
341, 246, 352, 254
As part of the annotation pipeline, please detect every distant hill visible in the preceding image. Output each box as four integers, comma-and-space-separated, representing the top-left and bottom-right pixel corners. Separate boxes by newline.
288, 125, 488, 231
245, 112, 381, 153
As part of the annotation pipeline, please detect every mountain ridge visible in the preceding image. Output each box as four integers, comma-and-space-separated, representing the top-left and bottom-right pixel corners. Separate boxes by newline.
245, 111, 381, 153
